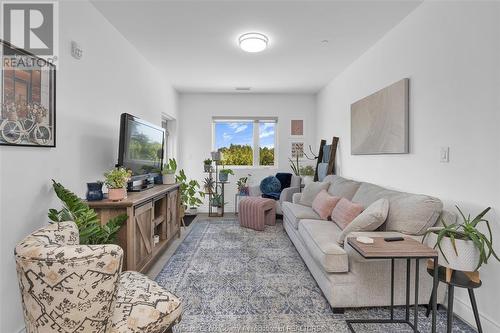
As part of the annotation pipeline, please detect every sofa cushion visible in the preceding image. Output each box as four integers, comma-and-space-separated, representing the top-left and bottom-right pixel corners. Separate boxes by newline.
323, 175, 361, 200
352, 182, 443, 235
282, 202, 321, 229
298, 219, 348, 273
337, 198, 389, 244
331, 198, 364, 230
299, 182, 330, 206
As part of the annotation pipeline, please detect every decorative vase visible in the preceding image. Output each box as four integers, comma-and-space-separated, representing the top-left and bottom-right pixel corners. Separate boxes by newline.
108, 188, 127, 201
163, 173, 175, 185
211, 151, 222, 161
425, 232, 480, 272
86, 182, 104, 201
301, 176, 313, 186
204, 164, 211, 172
219, 172, 228, 182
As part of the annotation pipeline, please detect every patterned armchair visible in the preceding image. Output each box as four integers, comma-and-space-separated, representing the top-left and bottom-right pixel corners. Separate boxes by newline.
15, 221, 182, 333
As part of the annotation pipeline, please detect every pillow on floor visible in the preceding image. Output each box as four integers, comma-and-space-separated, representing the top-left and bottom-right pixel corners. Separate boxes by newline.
299, 182, 330, 206
331, 198, 364, 230
337, 198, 389, 244
312, 190, 341, 220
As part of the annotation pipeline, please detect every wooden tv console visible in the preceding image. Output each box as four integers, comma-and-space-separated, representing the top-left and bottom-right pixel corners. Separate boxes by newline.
88, 184, 181, 273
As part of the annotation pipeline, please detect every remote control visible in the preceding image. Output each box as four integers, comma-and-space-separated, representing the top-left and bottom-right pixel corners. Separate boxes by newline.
384, 237, 404, 242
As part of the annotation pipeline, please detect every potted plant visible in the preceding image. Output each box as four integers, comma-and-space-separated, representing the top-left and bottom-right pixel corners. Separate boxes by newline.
162, 158, 177, 184
176, 169, 204, 215
289, 156, 300, 176
299, 165, 315, 186
211, 151, 222, 162
236, 176, 249, 195
211, 193, 226, 215
203, 159, 212, 172
219, 167, 234, 182
104, 167, 132, 201
423, 206, 499, 272
203, 177, 215, 194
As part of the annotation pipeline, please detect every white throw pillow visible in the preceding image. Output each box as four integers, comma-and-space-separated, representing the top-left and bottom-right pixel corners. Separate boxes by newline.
337, 198, 389, 244
299, 182, 330, 207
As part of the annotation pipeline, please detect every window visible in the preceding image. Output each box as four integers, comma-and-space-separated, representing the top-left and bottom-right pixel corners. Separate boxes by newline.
213, 117, 277, 167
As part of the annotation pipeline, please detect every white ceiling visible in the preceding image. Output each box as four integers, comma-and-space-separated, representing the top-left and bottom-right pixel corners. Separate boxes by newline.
92, 0, 421, 93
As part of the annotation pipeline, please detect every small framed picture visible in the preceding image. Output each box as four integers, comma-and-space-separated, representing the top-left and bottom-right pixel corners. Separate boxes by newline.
0, 39, 56, 147
290, 141, 305, 159
290, 119, 304, 137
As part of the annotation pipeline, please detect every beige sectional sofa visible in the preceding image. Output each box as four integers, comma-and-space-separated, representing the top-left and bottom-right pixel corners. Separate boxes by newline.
282, 175, 448, 310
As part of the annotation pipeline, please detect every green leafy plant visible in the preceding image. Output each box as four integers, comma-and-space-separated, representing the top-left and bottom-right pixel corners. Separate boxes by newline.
204, 159, 212, 165
176, 169, 205, 208
219, 168, 234, 176
210, 193, 227, 208
289, 156, 300, 176
422, 206, 500, 270
48, 180, 126, 244
162, 158, 177, 175
203, 177, 215, 193
236, 176, 248, 191
299, 165, 315, 176
104, 167, 132, 189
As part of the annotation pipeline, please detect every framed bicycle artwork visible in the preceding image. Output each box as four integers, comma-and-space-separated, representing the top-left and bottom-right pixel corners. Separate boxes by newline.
0, 39, 56, 147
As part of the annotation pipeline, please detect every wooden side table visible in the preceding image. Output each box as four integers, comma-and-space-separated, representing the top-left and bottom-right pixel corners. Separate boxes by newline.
346, 237, 439, 333
425, 265, 483, 333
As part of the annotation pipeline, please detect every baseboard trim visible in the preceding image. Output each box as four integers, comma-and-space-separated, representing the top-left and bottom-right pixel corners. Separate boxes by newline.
453, 295, 500, 332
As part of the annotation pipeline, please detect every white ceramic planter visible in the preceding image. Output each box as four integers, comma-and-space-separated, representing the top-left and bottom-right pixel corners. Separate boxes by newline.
301, 176, 313, 186
162, 173, 175, 185
425, 232, 480, 272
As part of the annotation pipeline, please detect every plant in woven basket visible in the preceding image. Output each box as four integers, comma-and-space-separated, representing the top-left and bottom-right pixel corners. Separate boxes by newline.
422, 206, 499, 271
49, 180, 127, 244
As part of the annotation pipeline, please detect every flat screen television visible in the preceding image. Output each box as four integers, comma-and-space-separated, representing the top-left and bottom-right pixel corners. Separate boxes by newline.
118, 113, 164, 180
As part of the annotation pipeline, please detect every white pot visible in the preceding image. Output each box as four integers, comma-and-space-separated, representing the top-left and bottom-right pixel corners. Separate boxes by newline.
162, 173, 175, 185
425, 232, 480, 272
301, 175, 313, 186
187, 207, 197, 215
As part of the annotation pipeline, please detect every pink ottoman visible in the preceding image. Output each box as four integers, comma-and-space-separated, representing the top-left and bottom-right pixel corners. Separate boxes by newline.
238, 197, 276, 231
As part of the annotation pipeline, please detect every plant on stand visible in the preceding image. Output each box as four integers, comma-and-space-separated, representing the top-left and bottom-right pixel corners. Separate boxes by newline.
176, 169, 205, 215
219, 165, 234, 182
104, 167, 132, 201
423, 206, 499, 278
203, 177, 215, 194
162, 158, 177, 184
210, 193, 226, 215
203, 159, 212, 172
236, 176, 250, 195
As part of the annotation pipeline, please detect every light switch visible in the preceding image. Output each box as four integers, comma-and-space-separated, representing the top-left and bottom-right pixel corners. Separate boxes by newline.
440, 147, 449, 163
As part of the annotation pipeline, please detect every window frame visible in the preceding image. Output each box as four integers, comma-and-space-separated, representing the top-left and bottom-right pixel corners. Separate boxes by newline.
212, 117, 278, 168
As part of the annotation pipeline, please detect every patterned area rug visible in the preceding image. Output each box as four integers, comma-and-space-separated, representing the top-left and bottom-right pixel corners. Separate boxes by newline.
155, 219, 474, 333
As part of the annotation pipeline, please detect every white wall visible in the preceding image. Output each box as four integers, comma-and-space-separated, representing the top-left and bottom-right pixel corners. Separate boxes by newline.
178, 93, 316, 212
0, 1, 178, 332
316, 1, 500, 331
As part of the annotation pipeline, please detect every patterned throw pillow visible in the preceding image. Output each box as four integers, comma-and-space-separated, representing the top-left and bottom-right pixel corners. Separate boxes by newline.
331, 198, 364, 230
312, 190, 341, 220
260, 176, 282, 195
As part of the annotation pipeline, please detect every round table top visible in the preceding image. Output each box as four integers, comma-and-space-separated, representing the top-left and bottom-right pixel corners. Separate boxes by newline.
427, 266, 482, 289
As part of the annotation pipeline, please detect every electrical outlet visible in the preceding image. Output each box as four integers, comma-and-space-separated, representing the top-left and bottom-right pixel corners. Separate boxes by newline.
440, 147, 449, 163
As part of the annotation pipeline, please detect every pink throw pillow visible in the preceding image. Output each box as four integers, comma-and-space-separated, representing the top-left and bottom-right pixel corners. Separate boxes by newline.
331, 198, 364, 230
312, 190, 341, 220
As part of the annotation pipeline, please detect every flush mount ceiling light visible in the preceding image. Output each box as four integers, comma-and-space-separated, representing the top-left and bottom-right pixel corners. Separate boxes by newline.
238, 32, 269, 53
